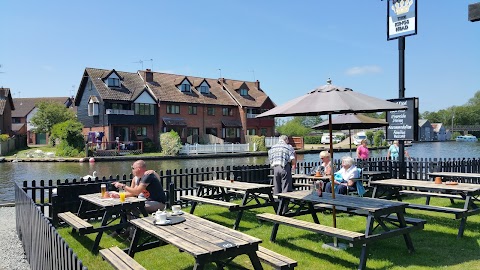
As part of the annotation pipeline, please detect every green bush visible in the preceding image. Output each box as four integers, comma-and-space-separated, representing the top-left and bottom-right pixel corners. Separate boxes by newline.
0, 134, 9, 142
249, 135, 267, 151
160, 130, 182, 156
304, 136, 322, 144
50, 120, 85, 156
142, 138, 157, 152
55, 141, 84, 157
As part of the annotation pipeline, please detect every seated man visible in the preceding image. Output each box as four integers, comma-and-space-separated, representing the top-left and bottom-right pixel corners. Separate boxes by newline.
324, 156, 359, 195
111, 159, 166, 213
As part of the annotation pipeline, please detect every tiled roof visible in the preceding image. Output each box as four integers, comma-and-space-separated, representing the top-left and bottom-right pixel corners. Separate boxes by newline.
12, 123, 25, 132
139, 71, 274, 107
12, 97, 71, 118
84, 68, 148, 102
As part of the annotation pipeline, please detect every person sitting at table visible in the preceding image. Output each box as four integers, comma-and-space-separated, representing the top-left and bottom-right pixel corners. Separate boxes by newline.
310, 151, 332, 176
111, 160, 166, 213
324, 156, 360, 195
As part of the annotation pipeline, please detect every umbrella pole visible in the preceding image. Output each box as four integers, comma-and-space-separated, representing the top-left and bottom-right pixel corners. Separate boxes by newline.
329, 114, 336, 229
349, 128, 352, 157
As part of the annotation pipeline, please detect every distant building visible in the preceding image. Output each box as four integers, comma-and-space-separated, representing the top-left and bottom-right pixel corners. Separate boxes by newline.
0, 88, 15, 136
417, 119, 433, 141
74, 68, 275, 147
12, 97, 74, 144
431, 123, 448, 141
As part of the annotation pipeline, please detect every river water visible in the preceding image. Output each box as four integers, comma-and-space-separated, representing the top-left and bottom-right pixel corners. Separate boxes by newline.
1, 141, 479, 203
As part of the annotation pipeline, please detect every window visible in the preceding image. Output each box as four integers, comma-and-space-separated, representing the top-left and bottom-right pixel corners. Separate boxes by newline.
12, 117, 21, 124
240, 88, 248, 96
108, 78, 120, 87
134, 103, 155, 115
188, 105, 197, 115
136, 127, 147, 136
260, 128, 268, 136
247, 128, 256, 135
200, 85, 209, 94
88, 101, 99, 116
206, 128, 217, 136
223, 128, 240, 138
207, 107, 215, 116
222, 107, 233, 116
167, 104, 180, 114
112, 103, 129, 110
180, 83, 191, 92
187, 127, 199, 136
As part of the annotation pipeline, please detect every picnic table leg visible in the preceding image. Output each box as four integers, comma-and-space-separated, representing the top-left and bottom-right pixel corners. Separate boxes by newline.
193, 261, 205, 270
247, 250, 264, 270
458, 195, 472, 238
396, 211, 415, 252
371, 186, 378, 198
127, 227, 142, 257
267, 193, 278, 213
233, 192, 251, 230
308, 202, 320, 224
359, 215, 375, 270
270, 198, 289, 242
92, 210, 111, 252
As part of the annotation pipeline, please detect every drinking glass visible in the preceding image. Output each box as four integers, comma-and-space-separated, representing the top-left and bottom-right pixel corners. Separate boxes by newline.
100, 184, 106, 198
119, 190, 126, 202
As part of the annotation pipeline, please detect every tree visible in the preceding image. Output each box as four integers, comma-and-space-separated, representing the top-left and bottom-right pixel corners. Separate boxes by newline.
30, 101, 76, 134
276, 117, 312, 136
160, 130, 182, 155
50, 119, 85, 157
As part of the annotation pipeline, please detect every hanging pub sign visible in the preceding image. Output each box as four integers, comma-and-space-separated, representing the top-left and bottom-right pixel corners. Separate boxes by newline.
387, 0, 417, 40
386, 97, 419, 141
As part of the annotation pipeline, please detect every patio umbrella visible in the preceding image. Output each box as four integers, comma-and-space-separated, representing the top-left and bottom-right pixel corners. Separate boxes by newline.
312, 113, 389, 156
257, 79, 406, 231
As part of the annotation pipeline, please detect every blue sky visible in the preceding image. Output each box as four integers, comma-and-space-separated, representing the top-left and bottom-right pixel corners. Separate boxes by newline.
1, 1, 479, 113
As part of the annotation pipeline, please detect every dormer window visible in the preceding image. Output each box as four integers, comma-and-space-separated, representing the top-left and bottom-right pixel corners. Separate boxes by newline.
180, 83, 191, 92
88, 96, 99, 116
108, 78, 120, 87
240, 88, 248, 96
200, 86, 209, 94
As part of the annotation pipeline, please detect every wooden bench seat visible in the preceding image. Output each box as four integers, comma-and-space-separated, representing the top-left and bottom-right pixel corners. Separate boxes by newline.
181, 195, 240, 210
382, 215, 427, 226
257, 213, 366, 246
227, 189, 277, 201
58, 211, 93, 234
257, 246, 297, 270
406, 204, 468, 219
99, 246, 146, 270
399, 190, 463, 199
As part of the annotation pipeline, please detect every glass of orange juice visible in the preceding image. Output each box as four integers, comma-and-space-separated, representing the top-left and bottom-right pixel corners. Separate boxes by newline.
119, 190, 126, 202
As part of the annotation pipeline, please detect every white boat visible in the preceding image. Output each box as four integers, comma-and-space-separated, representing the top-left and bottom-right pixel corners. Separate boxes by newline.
455, 135, 478, 142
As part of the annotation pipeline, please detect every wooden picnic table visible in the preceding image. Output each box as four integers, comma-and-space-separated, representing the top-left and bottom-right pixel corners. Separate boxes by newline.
428, 172, 480, 181
260, 189, 422, 270
128, 212, 264, 270
184, 180, 277, 229
370, 178, 480, 238
77, 193, 148, 251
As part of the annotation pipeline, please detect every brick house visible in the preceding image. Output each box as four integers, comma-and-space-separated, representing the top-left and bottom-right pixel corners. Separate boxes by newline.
75, 68, 275, 147
11, 97, 74, 144
0, 87, 15, 135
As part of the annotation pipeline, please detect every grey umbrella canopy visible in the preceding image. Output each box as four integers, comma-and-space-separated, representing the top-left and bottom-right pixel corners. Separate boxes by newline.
312, 113, 389, 156
257, 79, 406, 229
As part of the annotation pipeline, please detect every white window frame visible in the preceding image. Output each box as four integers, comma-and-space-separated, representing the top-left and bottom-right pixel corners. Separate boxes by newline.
88, 100, 99, 116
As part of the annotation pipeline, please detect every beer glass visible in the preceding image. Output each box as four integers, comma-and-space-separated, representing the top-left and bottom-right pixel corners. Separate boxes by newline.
119, 190, 126, 202
100, 184, 107, 198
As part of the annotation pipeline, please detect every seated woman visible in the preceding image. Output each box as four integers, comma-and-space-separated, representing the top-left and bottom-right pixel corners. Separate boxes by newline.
324, 156, 359, 195
310, 151, 332, 176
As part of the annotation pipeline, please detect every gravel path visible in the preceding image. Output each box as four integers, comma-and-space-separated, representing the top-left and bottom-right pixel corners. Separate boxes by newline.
0, 207, 31, 270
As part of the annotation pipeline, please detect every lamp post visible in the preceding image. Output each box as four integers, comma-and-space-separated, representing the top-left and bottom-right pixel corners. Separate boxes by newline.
451, 112, 455, 138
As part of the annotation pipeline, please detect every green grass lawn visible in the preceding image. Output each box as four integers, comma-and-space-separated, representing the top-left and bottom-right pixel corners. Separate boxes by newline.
57, 196, 480, 270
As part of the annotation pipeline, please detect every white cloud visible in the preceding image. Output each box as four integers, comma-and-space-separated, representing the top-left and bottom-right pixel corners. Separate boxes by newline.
345, 65, 382, 76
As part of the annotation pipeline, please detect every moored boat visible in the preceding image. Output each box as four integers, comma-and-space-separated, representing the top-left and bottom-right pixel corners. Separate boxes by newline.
456, 135, 478, 142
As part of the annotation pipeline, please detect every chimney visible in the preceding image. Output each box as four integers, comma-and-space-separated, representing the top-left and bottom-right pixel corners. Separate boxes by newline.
145, 69, 153, 82
255, 80, 260, 89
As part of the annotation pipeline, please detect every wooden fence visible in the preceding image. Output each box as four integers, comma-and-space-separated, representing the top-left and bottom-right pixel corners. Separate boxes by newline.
179, 143, 250, 155
15, 184, 87, 270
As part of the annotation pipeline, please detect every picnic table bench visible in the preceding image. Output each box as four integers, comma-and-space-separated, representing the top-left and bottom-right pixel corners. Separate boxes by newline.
181, 180, 276, 229
100, 246, 146, 270
256, 246, 298, 270
260, 190, 424, 270
371, 178, 480, 238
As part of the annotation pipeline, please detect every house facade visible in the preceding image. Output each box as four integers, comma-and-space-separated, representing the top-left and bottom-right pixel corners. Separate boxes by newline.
0, 88, 15, 135
431, 123, 448, 141
417, 119, 433, 141
75, 68, 275, 147
11, 97, 74, 145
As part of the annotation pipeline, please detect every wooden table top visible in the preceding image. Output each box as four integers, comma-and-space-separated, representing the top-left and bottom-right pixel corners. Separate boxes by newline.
269, 174, 331, 181
277, 190, 407, 214
371, 179, 480, 192
130, 212, 262, 257
428, 172, 480, 178
79, 193, 146, 207
197, 180, 273, 191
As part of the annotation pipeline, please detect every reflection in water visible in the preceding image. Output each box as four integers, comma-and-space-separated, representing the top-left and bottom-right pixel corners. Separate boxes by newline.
2, 141, 479, 203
